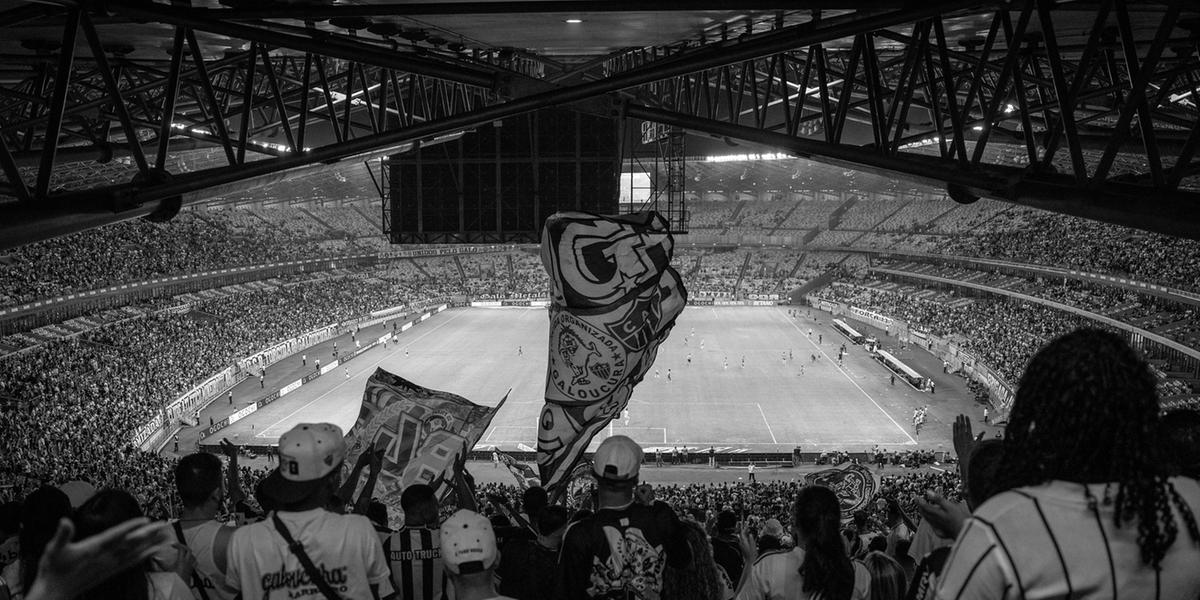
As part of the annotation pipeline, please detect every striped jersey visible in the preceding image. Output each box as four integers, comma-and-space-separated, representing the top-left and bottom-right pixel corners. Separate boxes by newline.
935, 477, 1200, 600
385, 525, 451, 600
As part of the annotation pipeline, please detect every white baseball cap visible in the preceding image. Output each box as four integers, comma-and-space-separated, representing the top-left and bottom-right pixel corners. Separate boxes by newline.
440, 509, 498, 575
261, 423, 347, 504
593, 435, 643, 481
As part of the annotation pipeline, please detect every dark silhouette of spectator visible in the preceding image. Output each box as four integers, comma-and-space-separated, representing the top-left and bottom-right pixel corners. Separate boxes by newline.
1160, 409, 1200, 479
0, 487, 72, 600
496, 506, 569, 600
710, 510, 744, 586
72, 489, 191, 600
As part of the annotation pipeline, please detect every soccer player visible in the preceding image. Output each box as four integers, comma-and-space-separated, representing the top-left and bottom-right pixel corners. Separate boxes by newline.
666, 369, 672, 381
741, 356, 745, 369
686, 353, 692, 365
623, 408, 631, 426
655, 369, 660, 378
518, 346, 523, 356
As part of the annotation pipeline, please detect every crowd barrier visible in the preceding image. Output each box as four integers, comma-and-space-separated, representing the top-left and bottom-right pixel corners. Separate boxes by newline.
469, 299, 550, 308
805, 293, 1016, 422
135, 302, 445, 451
194, 304, 448, 445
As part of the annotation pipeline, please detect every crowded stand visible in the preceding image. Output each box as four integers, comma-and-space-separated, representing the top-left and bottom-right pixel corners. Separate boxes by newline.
0, 268, 424, 505
817, 279, 1093, 384
683, 249, 744, 297
877, 259, 1200, 354
3, 327, 1199, 600
3, 177, 1200, 599
0, 205, 398, 309
836, 198, 899, 230
808, 229, 862, 247
729, 202, 791, 231
872, 198, 951, 233
937, 209, 1200, 292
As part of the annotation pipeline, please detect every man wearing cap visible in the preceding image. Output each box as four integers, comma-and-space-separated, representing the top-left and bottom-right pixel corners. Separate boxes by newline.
224, 423, 395, 600
560, 435, 692, 600
441, 509, 516, 600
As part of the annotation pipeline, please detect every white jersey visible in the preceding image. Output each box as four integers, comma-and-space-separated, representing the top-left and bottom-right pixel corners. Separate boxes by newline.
935, 477, 1200, 600
176, 519, 238, 600
226, 508, 394, 600
736, 547, 869, 600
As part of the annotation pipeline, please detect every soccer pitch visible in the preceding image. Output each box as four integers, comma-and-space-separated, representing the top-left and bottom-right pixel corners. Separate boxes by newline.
226, 306, 963, 453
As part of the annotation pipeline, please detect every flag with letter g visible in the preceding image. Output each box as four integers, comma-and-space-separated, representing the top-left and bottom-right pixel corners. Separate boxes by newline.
345, 368, 506, 518
537, 211, 686, 493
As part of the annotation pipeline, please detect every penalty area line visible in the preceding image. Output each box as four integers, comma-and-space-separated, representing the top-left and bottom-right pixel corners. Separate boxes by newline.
756, 403, 779, 444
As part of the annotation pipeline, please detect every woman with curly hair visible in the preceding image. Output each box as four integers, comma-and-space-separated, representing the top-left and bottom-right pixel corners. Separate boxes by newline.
936, 329, 1200, 599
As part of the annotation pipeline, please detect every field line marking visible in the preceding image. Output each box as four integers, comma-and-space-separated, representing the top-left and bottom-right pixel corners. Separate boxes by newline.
756, 403, 779, 444
773, 309, 918, 444
255, 309, 471, 437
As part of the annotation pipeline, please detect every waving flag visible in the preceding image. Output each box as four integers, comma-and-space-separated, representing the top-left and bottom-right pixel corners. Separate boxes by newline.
804, 463, 881, 521
497, 451, 541, 490
538, 211, 686, 492
345, 368, 506, 516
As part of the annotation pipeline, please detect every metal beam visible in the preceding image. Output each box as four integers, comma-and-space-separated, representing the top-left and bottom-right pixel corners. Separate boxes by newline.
24, 2, 984, 210
106, 2, 500, 90
625, 103, 1200, 241
35, 10, 80, 200
140, 0, 923, 19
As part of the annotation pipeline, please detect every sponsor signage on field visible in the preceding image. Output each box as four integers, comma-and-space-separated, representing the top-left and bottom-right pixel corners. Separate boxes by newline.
320, 361, 339, 375
471, 301, 502, 308
850, 305, 894, 327
227, 403, 258, 426
501, 299, 531, 307
420, 313, 432, 321
302, 370, 321, 384
688, 298, 715, 306
401, 323, 413, 332
200, 418, 229, 438
279, 380, 303, 397
257, 390, 283, 410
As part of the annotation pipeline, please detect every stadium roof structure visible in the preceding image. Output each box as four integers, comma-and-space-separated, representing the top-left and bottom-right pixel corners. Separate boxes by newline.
0, 0, 1198, 247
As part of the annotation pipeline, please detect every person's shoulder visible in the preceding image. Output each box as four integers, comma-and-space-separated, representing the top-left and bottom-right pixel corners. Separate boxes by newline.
1169, 476, 1200, 504
230, 518, 271, 543
751, 548, 790, 566
850, 560, 872, 600
968, 487, 1045, 523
